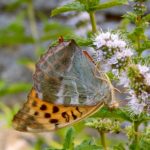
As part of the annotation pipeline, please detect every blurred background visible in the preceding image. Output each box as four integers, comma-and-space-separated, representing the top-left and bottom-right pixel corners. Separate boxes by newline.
0, 0, 150, 150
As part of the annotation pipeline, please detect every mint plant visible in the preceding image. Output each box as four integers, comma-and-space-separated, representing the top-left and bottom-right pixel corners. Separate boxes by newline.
49, 0, 150, 150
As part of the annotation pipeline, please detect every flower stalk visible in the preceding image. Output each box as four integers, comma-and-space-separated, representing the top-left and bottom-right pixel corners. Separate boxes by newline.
89, 11, 97, 33
133, 121, 140, 149
99, 131, 108, 150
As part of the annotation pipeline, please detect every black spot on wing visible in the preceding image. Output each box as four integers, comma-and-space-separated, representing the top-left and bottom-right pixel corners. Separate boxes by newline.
76, 107, 82, 116
40, 104, 47, 110
71, 111, 77, 120
62, 112, 70, 122
50, 119, 58, 124
34, 111, 39, 116
45, 113, 51, 118
53, 106, 59, 113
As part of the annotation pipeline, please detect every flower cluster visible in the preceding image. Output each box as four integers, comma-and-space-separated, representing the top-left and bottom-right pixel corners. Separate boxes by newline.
85, 118, 120, 133
93, 31, 134, 76
119, 65, 150, 115
137, 64, 150, 86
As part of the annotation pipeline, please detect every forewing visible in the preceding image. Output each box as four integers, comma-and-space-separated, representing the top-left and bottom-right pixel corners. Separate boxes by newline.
33, 40, 110, 105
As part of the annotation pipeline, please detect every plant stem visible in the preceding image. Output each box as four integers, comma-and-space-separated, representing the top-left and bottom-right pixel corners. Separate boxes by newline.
99, 131, 108, 150
133, 121, 139, 149
27, 0, 40, 51
136, 16, 141, 55
89, 11, 97, 33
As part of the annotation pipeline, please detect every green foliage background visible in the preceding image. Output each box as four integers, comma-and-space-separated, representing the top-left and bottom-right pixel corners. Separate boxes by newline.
0, 0, 150, 150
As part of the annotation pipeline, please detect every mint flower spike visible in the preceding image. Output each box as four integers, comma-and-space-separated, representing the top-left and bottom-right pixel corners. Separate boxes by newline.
125, 64, 150, 115
137, 64, 150, 86
85, 118, 121, 133
92, 31, 134, 76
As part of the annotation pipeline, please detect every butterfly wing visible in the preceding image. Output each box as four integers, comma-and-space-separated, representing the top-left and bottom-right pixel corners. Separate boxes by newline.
13, 40, 111, 132
33, 40, 110, 106
13, 88, 104, 132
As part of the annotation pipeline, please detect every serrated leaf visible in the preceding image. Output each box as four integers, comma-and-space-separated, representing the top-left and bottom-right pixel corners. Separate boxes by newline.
90, 0, 128, 11
51, 1, 85, 16
63, 127, 75, 150
91, 107, 132, 122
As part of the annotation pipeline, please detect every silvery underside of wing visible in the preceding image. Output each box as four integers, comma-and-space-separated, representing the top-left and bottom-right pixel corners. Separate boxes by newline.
33, 40, 110, 106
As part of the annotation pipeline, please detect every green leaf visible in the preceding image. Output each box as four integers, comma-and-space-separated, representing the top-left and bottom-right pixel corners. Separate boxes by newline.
51, 0, 128, 15
0, 80, 5, 90
90, 0, 128, 11
140, 40, 150, 52
123, 12, 137, 23
75, 139, 103, 150
143, 14, 150, 22
51, 1, 85, 16
50, 34, 92, 47
0, 102, 19, 126
63, 127, 75, 150
63, 34, 92, 46
0, 14, 34, 46
0, 82, 32, 97
41, 22, 74, 41
133, 55, 150, 65
92, 107, 132, 122
113, 143, 126, 150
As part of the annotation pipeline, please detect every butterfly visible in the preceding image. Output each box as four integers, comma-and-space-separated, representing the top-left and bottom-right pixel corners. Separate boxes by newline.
12, 39, 112, 132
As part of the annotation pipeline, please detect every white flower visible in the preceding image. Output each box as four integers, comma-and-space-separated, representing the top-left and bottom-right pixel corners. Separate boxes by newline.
118, 72, 130, 87
145, 73, 150, 85
111, 33, 119, 40
127, 91, 145, 114
115, 52, 124, 59
96, 50, 104, 61
140, 91, 149, 101
106, 40, 114, 47
123, 49, 134, 57
118, 40, 126, 48
93, 38, 106, 48
111, 40, 120, 48
101, 63, 111, 72
137, 64, 149, 74
112, 69, 119, 76
107, 56, 118, 65
128, 98, 145, 114
101, 32, 111, 39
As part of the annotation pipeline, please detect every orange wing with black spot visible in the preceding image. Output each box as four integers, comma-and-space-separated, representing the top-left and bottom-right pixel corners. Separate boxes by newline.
13, 88, 104, 132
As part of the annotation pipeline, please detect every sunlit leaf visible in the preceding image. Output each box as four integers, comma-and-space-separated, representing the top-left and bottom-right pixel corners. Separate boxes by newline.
0, 82, 32, 97
90, 0, 128, 11
63, 127, 75, 150
51, 1, 85, 16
